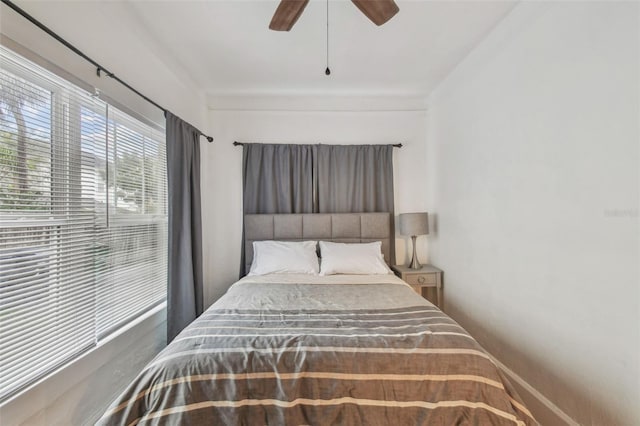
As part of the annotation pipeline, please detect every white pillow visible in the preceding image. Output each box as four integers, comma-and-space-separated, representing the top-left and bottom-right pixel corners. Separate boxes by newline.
319, 241, 392, 276
249, 240, 319, 276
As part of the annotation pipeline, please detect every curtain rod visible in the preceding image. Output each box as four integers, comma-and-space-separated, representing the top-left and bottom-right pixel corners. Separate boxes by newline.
1, 0, 214, 143
233, 141, 403, 148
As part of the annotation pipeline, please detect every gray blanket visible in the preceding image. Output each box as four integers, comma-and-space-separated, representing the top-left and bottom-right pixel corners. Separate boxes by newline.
98, 280, 536, 425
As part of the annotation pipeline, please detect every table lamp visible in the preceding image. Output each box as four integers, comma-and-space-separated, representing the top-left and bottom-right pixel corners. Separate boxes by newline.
399, 212, 429, 269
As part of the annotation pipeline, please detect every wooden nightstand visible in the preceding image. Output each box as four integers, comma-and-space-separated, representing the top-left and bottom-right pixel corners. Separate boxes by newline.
392, 264, 443, 308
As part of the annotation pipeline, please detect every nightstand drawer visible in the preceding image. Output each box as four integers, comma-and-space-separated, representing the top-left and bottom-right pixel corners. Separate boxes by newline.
404, 273, 436, 286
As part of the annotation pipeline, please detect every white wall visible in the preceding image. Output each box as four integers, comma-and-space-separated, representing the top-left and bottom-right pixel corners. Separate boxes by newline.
0, 2, 206, 424
426, 2, 639, 425
201, 96, 429, 306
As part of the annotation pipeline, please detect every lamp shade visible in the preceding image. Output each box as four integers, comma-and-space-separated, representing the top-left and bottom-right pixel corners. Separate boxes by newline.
399, 212, 429, 236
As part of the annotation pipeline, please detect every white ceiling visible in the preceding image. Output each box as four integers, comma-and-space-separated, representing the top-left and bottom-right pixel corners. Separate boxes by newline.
9, 0, 517, 98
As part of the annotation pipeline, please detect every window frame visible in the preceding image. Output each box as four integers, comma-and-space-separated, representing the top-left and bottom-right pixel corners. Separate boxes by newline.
0, 45, 168, 403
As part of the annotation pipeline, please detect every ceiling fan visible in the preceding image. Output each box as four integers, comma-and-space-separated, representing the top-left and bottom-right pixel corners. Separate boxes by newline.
269, 0, 399, 31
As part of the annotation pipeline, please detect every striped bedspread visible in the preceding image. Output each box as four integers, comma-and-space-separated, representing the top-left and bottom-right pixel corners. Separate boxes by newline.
98, 276, 536, 425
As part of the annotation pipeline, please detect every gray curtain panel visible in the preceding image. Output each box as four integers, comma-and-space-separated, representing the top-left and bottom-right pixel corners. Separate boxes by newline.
316, 144, 395, 213
166, 112, 204, 342
242, 143, 316, 214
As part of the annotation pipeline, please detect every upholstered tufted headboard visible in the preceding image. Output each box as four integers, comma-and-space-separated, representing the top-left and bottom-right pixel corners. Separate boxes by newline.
244, 213, 394, 274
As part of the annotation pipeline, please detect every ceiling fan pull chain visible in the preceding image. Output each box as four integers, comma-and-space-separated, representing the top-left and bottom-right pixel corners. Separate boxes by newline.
325, 0, 331, 76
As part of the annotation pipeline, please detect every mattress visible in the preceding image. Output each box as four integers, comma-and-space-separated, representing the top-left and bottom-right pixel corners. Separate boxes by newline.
98, 274, 536, 425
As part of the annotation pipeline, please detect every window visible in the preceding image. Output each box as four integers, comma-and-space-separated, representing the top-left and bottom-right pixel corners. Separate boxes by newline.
0, 46, 167, 401
97, 107, 167, 337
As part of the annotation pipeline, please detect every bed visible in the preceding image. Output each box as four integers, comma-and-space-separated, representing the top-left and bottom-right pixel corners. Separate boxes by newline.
98, 213, 536, 425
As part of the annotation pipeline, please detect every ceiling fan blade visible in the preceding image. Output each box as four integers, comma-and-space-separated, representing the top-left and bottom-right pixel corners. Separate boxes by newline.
269, 0, 310, 31
351, 0, 399, 26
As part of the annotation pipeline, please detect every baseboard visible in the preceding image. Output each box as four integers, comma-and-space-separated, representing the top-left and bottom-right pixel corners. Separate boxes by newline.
490, 355, 579, 426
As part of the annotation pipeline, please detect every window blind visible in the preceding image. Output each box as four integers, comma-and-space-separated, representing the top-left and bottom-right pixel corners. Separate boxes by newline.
0, 46, 167, 401
96, 107, 167, 337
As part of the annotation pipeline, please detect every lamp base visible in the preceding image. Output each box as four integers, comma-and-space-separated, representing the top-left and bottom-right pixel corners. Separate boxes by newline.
408, 235, 422, 269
